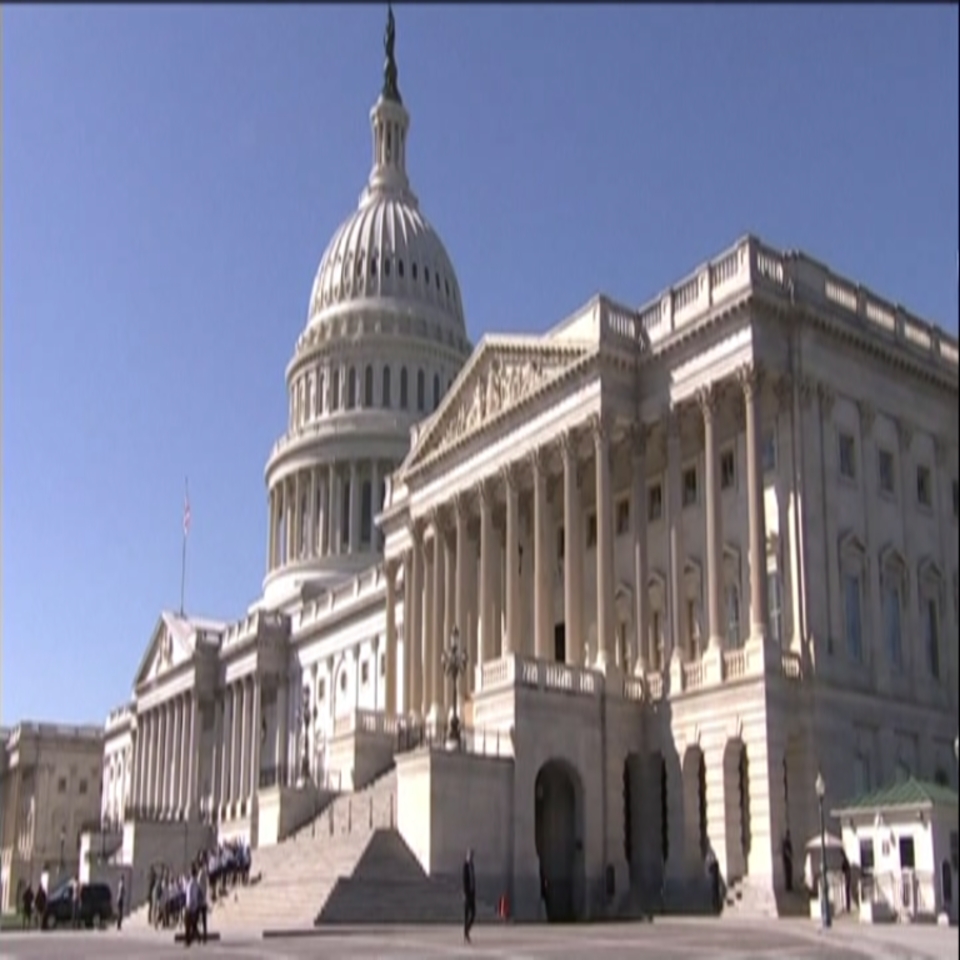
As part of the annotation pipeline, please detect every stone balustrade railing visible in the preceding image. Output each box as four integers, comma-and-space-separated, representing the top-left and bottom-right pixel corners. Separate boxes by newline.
222, 608, 289, 649
586, 235, 956, 374
331, 708, 401, 738
478, 653, 602, 699
4, 722, 103, 747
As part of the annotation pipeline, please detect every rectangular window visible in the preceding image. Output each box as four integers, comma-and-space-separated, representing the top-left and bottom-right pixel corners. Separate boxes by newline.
878, 449, 896, 495
78, 779, 88, 796
843, 572, 863, 662
380, 653, 386, 677
839, 432, 857, 480
725, 585, 741, 648
615, 499, 630, 536
720, 450, 736, 490
647, 484, 663, 522
853, 753, 870, 797
924, 598, 940, 678
882, 583, 902, 668
761, 431, 777, 474
898, 836, 915, 870
953, 479, 959, 519
317, 678, 326, 701
767, 572, 783, 647
361, 661, 370, 686
883, 584, 903, 667
682, 467, 698, 507
586, 513, 597, 549
916, 465, 932, 507
57, 777, 67, 794
859, 839, 875, 874
556, 527, 565, 560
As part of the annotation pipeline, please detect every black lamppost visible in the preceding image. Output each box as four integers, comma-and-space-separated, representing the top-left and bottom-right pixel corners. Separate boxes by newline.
58, 826, 66, 877
815, 771, 831, 929
441, 626, 468, 745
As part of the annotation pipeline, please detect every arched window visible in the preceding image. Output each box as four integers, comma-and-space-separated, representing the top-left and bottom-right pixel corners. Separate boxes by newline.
347, 367, 357, 410
381, 366, 392, 408
416, 369, 425, 412
399, 367, 409, 409
317, 372, 325, 415
364, 364, 374, 407
432, 373, 441, 410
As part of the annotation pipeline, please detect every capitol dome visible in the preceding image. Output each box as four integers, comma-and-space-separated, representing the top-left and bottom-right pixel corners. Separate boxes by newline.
261, 9, 471, 610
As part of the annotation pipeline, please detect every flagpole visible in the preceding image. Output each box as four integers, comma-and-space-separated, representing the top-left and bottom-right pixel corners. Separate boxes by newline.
180, 477, 189, 616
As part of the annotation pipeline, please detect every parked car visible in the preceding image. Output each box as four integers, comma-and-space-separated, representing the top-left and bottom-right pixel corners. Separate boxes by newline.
42, 881, 114, 929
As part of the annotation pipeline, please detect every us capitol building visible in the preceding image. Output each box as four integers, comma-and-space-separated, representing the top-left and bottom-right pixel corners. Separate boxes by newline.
94, 14, 959, 921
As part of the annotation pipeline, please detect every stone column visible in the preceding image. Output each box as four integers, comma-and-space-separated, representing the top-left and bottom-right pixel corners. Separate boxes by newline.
455, 495, 469, 657
349, 462, 359, 554
699, 386, 724, 651
430, 516, 445, 719
230, 683, 241, 805
410, 530, 425, 718
266, 491, 274, 572
293, 471, 302, 559
328, 463, 339, 556
592, 415, 615, 672
318, 471, 327, 557
402, 552, 413, 714
739, 364, 769, 644
561, 432, 582, 667
249, 678, 262, 800
443, 525, 456, 715
478, 481, 495, 670
210, 697, 222, 810
309, 468, 318, 559
161, 705, 171, 815
532, 449, 552, 660
631, 428, 650, 674
371, 460, 381, 547
146, 712, 156, 812
276, 675, 289, 786
385, 560, 399, 715
186, 694, 198, 818
222, 689, 233, 808
503, 466, 520, 656
239, 679, 250, 803
172, 697, 183, 815
665, 408, 686, 665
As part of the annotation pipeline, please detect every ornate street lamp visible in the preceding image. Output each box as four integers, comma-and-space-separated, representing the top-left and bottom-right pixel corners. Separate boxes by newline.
441, 626, 468, 745
815, 772, 831, 929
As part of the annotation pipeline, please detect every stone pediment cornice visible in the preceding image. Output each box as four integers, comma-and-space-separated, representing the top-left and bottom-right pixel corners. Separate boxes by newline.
401, 336, 596, 478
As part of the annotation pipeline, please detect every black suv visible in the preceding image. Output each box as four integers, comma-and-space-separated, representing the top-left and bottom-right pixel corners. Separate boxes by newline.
42, 881, 114, 929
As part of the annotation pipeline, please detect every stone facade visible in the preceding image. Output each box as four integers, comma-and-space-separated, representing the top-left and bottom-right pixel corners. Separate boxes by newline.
0, 722, 104, 912
91, 17, 959, 922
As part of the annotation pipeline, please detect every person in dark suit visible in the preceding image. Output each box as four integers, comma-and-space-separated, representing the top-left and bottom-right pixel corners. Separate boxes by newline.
462, 848, 477, 942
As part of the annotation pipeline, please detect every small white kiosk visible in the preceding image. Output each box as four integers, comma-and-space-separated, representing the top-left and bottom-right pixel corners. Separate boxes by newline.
832, 778, 958, 925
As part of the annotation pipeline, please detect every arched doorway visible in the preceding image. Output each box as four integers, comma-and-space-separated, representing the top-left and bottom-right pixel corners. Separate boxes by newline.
722, 739, 750, 880
534, 760, 583, 922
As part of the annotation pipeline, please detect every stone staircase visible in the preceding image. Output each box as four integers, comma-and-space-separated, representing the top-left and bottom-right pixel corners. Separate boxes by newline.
124, 765, 497, 933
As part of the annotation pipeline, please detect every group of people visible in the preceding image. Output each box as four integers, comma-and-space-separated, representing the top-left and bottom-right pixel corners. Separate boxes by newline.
144, 840, 253, 944
147, 861, 208, 944
18, 883, 48, 928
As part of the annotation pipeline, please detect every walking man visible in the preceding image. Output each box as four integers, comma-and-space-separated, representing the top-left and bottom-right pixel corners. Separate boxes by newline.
116, 875, 125, 930
462, 848, 477, 943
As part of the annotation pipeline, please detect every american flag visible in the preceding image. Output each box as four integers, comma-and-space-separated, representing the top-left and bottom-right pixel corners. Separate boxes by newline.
183, 485, 192, 538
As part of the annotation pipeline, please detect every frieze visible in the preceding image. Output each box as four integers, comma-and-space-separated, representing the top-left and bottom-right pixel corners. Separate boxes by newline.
438, 352, 573, 452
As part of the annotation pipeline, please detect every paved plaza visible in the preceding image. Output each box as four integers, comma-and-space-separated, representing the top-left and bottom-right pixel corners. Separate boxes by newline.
0, 920, 956, 960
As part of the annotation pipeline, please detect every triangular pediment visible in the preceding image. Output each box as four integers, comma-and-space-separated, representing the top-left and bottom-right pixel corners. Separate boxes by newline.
403, 335, 594, 473
133, 611, 225, 689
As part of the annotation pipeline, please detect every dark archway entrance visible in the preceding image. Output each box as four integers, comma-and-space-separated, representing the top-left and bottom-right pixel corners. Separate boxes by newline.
535, 760, 582, 922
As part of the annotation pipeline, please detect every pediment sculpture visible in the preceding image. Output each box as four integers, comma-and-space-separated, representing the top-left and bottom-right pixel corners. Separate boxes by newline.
438, 352, 565, 452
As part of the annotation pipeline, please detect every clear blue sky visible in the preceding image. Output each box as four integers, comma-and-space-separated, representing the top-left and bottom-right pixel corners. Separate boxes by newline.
2, 5, 957, 726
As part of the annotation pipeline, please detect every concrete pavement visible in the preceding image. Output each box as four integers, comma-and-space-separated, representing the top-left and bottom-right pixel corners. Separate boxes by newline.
0, 917, 955, 959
